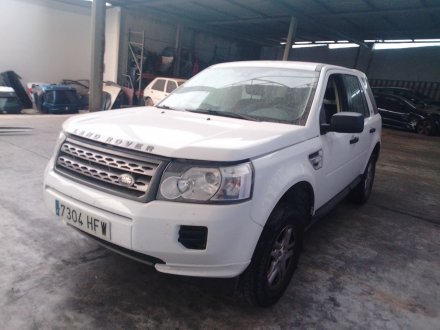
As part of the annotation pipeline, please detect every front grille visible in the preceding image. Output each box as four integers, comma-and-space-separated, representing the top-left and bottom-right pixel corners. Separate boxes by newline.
55, 137, 167, 201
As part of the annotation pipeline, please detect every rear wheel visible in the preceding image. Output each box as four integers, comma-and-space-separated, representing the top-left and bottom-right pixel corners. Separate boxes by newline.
416, 119, 433, 136
240, 196, 307, 307
350, 155, 376, 204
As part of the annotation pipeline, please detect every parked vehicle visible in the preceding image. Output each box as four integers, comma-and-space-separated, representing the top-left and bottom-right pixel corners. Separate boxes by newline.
102, 81, 127, 110
0, 86, 23, 114
372, 87, 440, 108
143, 77, 186, 106
27, 82, 47, 103
0, 71, 33, 109
61, 80, 90, 110
44, 61, 381, 306
374, 93, 440, 135
34, 84, 80, 114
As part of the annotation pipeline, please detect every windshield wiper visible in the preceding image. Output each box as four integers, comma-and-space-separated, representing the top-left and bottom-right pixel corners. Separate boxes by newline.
186, 109, 260, 121
156, 104, 175, 110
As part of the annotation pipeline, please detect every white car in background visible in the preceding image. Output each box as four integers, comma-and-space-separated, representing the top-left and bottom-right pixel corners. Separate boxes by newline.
143, 77, 186, 106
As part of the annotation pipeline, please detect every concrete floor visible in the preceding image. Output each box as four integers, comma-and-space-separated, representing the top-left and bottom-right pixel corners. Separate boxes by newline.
1, 115, 439, 329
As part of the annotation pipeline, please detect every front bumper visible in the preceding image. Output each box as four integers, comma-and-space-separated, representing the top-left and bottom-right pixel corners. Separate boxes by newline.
43, 165, 263, 278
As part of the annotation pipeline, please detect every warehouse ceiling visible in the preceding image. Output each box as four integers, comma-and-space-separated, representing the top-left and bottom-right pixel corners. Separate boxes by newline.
69, 0, 440, 47
107, 0, 440, 47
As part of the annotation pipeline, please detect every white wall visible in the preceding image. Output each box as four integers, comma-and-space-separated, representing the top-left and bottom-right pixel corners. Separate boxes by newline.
0, 0, 91, 86
104, 6, 120, 82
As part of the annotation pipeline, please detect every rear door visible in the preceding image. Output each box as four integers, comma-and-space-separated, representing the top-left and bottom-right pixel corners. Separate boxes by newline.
165, 80, 178, 98
149, 79, 167, 104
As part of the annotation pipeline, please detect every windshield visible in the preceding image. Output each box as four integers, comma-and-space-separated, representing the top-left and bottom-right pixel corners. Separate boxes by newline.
45, 90, 78, 105
158, 66, 318, 125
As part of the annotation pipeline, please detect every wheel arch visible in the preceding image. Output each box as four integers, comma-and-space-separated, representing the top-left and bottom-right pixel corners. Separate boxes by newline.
267, 181, 315, 228
372, 141, 381, 162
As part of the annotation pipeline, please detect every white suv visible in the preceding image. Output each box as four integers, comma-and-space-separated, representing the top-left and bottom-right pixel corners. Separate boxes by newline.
143, 77, 186, 106
44, 61, 381, 306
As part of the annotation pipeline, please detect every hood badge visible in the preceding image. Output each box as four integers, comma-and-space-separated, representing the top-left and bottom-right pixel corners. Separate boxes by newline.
118, 174, 135, 187
72, 129, 155, 153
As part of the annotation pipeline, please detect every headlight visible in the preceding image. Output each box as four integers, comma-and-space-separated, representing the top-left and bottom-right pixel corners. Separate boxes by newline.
158, 162, 253, 203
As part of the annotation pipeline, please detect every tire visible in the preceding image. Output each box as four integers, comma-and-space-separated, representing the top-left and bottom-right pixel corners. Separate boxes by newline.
240, 195, 307, 307
145, 97, 154, 106
350, 155, 376, 204
416, 119, 433, 136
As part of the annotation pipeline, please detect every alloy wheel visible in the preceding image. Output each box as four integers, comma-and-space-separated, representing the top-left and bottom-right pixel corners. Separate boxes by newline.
266, 225, 296, 290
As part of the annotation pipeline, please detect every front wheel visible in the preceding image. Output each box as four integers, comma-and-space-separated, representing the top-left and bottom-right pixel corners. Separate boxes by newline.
240, 204, 304, 307
144, 97, 154, 106
350, 155, 376, 204
416, 119, 433, 136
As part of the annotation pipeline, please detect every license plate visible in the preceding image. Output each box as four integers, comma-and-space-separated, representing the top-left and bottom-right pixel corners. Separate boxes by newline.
55, 200, 111, 241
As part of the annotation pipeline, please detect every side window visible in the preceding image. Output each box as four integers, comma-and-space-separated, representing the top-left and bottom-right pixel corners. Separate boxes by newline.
152, 79, 166, 92
320, 74, 345, 125
382, 96, 409, 113
166, 80, 177, 93
45, 91, 54, 103
343, 75, 370, 117
361, 77, 378, 114
375, 96, 387, 109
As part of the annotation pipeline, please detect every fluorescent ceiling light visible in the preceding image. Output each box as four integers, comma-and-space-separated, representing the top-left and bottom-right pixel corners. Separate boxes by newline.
337, 40, 349, 43
329, 43, 359, 49
414, 39, 440, 42
280, 42, 286, 45
295, 41, 312, 44
316, 40, 335, 44
292, 44, 327, 49
373, 42, 440, 50
384, 39, 412, 43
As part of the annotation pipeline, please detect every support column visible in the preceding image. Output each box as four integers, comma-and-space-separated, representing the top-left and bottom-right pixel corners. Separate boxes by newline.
173, 24, 182, 77
282, 16, 297, 61
89, 0, 106, 112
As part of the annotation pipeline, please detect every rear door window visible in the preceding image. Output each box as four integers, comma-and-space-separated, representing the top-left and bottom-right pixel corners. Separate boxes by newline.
152, 79, 166, 92
380, 95, 410, 113
166, 81, 177, 93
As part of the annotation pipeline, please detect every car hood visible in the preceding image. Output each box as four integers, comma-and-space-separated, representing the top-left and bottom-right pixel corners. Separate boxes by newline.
63, 107, 312, 161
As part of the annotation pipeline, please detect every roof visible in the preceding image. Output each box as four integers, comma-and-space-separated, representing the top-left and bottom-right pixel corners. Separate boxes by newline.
211, 60, 364, 75
101, 0, 440, 47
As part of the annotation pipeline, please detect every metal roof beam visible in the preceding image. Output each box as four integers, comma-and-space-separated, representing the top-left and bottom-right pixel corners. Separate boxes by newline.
208, 15, 291, 25
313, 6, 440, 18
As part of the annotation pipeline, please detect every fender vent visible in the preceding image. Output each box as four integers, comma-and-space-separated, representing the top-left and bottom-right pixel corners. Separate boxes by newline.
178, 226, 208, 250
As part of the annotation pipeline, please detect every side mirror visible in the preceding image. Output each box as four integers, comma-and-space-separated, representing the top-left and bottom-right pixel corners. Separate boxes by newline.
321, 112, 364, 134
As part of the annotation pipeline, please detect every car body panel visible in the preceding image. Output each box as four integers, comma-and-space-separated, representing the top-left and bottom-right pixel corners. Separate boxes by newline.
44, 61, 381, 278
0, 86, 23, 114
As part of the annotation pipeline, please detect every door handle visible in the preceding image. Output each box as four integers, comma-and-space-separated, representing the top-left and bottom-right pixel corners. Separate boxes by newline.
350, 137, 359, 144
369, 128, 376, 133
